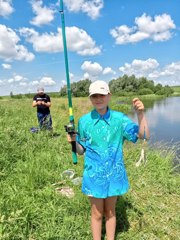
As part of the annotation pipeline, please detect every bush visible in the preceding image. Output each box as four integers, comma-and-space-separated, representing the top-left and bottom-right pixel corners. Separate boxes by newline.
24, 93, 35, 99
114, 91, 134, 97
156, 86, 174, 96
11, 94, 23, 99
138, 88, 154, 95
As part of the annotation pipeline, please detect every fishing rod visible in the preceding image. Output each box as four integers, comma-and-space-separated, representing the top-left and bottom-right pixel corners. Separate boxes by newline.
59, 0, 78, 164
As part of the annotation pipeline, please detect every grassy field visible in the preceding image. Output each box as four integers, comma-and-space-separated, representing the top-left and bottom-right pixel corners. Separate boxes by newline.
0, 97, 179, 240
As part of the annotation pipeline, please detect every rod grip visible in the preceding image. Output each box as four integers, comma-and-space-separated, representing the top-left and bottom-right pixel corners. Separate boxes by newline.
71, 141, 78, 164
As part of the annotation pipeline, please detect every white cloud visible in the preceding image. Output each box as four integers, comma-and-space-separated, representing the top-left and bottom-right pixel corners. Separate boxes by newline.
119, 58, 159, 77
0, 24, 35, 62
119, 59, 180, 86
81, 61, 103, 76
164, 62, 180, 74
0, 74, 57, 95
19, 27, 101, 56
7, 78, 14, 83
7, 74, 26, 83
14, 75, 23, 82
65, 27, 101, 56
31, 81, 39, 86
149, 62, 180, 86
103, 67, 116, 75
39, 76, 56, 86
64, 0, 104, 19
83, 72, 90, 79
81, 61, 117, 79
19, 82, 28, 87
110, 13, 176, 44
0, 80, 4, 85
30, 0, 55, 26
2, 63, 11, 69
0, 0, 14, 17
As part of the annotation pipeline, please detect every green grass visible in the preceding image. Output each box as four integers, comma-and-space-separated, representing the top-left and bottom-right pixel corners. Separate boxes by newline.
0, 98, 179, 240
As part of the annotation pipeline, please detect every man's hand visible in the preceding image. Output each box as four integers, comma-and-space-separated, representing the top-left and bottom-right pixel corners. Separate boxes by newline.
37, 101, 42, 105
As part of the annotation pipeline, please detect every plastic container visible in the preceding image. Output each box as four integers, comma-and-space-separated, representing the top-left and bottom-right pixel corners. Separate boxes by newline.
61, 169, 75, 179
71, 177, 82, 185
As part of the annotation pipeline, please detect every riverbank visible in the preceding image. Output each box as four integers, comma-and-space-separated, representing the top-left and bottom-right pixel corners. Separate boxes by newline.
172, 86, 180, 96
0, 98, 179, 239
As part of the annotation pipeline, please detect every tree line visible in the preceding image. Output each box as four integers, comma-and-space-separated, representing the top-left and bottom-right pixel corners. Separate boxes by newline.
8, 75, 174, 98
59, 75, 174, 97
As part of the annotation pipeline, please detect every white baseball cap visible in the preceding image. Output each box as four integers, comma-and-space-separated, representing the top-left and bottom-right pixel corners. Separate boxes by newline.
89, 80, 110, 96
37, 87, 44, 93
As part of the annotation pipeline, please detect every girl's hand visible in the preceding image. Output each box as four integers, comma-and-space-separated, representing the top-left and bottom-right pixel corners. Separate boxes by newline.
67, 133, 76, 143
132, 98, 144, 113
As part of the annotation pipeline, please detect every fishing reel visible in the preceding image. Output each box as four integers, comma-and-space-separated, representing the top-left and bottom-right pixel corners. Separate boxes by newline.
64, 122, 76, 135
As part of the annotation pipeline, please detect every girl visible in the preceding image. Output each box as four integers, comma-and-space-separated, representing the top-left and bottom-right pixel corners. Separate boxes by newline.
67, 80, 149, 240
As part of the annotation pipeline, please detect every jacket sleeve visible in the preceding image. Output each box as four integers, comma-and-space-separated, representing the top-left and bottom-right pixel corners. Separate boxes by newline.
122, 114, 139, 143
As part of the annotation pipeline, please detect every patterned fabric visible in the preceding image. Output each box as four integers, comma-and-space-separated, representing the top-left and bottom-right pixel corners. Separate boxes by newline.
76, 108, 139, 198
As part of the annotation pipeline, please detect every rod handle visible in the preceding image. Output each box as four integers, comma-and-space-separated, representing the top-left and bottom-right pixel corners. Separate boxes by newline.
71, 141, 78, 164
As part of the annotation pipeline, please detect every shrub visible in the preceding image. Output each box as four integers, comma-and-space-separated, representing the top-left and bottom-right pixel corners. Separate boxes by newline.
138, 88, 154, 95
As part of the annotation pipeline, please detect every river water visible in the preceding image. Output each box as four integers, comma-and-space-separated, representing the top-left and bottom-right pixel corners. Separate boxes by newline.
129, 96, 180, 159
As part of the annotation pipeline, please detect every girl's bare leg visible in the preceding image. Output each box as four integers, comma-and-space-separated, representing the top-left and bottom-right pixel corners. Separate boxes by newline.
89, 197, 104, 240
104, 196, 117, 240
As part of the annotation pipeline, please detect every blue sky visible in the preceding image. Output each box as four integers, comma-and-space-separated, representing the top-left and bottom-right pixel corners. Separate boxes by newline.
0, 0, 179, 96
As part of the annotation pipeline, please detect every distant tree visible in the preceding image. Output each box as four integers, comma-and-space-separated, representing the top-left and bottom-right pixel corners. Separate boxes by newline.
59, 79, 91, 97
154, 83, 163, 93
139, 78, 155, 92
10, 91, 14, 98
59, 85, 67, 96
156, 85, 174, 96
